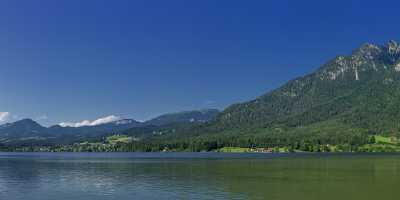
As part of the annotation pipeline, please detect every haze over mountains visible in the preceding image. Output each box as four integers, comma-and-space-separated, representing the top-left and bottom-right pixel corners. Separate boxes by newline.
0, 109, 219, 145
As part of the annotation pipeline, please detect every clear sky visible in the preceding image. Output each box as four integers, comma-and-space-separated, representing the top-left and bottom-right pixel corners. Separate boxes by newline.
1, 0, 400, 126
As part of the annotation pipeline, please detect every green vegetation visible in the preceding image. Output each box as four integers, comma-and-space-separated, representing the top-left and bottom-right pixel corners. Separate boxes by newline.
106, 135, 134, 144
5, 132, 400, 153
374, 135, 398, 145
218, 147, 251, 153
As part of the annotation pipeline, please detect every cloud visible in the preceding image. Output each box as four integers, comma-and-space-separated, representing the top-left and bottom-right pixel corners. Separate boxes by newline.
59, 115, 121, 127
0, 112, 10, 122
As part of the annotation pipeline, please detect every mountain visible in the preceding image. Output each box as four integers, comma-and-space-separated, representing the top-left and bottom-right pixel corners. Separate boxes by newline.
0, 119, 49, 143
113, 109, 220, 139
4, 40, 400, 151
203, 40, 400, 136
115, 40, 400, 152
0, 118, 142, 144
0, 109, 219, 145
145, 109, 219, 126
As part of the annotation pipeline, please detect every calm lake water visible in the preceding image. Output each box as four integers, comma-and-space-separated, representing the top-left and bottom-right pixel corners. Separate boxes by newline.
0, 153, 400, 200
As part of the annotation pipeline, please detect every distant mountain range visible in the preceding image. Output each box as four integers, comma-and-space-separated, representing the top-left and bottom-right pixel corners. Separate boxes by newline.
144, 109, 220, 126
0, 109, 219, 145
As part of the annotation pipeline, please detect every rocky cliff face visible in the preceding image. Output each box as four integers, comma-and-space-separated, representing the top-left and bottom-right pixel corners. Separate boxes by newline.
318, 40, 400, 81
212, 40, 400, 134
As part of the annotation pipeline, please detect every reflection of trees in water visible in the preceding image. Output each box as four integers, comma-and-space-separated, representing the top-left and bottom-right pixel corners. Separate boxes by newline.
2, 156, 400, 200
0, 158, 45, 184
0, 158, 57, 198
0, 158, 247, 199
210, 157, 400, 200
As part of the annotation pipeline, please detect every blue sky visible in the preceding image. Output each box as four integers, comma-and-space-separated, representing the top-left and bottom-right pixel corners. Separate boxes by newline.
1, 0, 400, 126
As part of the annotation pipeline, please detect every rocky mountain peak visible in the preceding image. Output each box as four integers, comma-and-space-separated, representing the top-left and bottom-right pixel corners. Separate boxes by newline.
387, 40, 400, 54
317, 41, 400, 81
383, 40, 400, 64
353, 43, 381, 59
214, 40, 400, 135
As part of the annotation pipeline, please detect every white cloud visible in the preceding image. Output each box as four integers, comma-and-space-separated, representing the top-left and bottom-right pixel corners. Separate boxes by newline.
59, 115, 121, 127
0, 112, 10, 122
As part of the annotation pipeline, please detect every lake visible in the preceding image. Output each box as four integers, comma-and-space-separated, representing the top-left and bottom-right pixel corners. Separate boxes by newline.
0, 152, 400, 200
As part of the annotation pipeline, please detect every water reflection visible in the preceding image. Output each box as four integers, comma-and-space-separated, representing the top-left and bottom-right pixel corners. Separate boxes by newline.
0, 153, 400, 200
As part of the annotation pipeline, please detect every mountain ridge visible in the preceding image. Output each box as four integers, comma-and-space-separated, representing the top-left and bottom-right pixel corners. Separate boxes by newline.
206, 40, 400, 134
0, 109, 220, 144
145, 109, 220, 126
